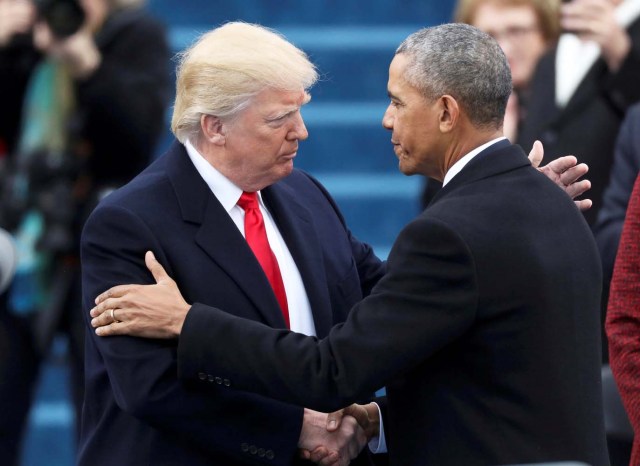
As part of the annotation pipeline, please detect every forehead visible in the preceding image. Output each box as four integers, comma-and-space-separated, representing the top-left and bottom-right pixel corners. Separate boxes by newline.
388, 54, 421, 97
252, 87, 308, 114
473, 3, 539, 28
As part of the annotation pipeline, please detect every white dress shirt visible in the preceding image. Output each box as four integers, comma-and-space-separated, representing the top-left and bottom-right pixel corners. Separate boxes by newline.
185, 140, 316, 336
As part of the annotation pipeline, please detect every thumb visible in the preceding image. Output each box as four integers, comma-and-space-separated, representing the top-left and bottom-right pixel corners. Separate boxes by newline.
326, 409, 345, 432
528, 140, 544, 168
145, 251, 170, 284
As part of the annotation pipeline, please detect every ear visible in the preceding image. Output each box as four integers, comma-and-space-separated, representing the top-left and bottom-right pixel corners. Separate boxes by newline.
200, 114, 226, 146
438, 95, 459, 133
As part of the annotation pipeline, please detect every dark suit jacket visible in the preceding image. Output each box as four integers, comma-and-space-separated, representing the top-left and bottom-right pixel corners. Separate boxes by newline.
518, 17, 640, 225
78, 141, 385, 466
176, 141, 609, 466
607, 174, 640, 466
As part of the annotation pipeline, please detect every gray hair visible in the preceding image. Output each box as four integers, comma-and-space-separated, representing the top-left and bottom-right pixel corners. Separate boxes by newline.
396, 23, 512, 129
171, 22, 318, 144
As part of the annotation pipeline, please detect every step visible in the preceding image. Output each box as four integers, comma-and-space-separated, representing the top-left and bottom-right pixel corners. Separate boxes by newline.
150, 2, 454, 27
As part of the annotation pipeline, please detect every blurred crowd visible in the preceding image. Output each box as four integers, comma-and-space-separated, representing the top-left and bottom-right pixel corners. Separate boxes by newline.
0, 0, 170, 464
2, 0, 640, 465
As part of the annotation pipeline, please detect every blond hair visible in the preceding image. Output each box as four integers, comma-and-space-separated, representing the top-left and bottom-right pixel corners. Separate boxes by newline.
171, 22, 318, 144
454, 0, 561, 43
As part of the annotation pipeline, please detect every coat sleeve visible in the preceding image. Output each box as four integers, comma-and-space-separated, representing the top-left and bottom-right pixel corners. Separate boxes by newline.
81, 203, 306, 465
606, 174, 640, 444
177, 215, 478, 412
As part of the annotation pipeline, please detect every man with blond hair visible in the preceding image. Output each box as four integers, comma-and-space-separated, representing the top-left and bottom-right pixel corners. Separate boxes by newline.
78, 22, 379, 466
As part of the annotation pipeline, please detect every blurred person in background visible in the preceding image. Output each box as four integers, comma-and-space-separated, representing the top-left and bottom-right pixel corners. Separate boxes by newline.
422, 0, 561, 206
594, 102, 640, 319
0, 0, 170, 463
518, 0, 640, 227
455, 0, 561, 141
606, 171, 640, 466
518, 3, 640, 463
594, 101, 640, 466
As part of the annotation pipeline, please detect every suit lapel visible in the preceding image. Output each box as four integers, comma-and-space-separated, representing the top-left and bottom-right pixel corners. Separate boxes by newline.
262, 180, 333, 337
165, 142, 287, 329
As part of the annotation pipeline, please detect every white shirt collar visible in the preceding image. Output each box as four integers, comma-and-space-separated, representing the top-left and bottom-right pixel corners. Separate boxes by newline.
184, 139, 265, 211
442, 137, 507, 187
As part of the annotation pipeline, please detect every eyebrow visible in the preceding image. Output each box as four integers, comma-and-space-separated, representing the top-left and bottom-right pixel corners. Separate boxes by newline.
268, 94, 312, 120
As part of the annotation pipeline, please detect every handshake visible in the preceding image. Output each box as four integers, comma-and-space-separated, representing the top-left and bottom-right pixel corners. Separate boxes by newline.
298, 403, 381, 466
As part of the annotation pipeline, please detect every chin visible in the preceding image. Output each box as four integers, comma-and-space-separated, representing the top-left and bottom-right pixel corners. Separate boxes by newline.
398, 162, 416, 176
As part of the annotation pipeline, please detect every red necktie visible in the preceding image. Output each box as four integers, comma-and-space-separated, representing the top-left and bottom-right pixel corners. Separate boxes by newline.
237, 191, 290, 327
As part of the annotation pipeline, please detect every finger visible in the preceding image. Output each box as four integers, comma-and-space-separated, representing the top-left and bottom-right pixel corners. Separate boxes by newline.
95, 321, 127, 337
309, 446, 336, 464
546, 155, 579, 175
564, 179, 591, 200
298, 449, 311, 460
575, 198, 593, 211
317, 451, 340, 466
527, 140, 544, 168
90, 296, 120, 318
90, 306, 123, 328
145, 251, 170, 284
95, 284, 137, 305
90, 295, 125, 318
327, 409, 345, 432
559, 163, 589, 186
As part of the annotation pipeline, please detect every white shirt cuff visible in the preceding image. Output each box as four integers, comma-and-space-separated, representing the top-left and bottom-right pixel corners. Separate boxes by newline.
367, 402, 387, 454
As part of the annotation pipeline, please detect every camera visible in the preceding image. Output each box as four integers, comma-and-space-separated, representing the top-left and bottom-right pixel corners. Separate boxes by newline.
35, 0, 85, 39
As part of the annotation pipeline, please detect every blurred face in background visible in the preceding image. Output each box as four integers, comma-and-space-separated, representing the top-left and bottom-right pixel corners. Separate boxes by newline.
472, 3, 547, 90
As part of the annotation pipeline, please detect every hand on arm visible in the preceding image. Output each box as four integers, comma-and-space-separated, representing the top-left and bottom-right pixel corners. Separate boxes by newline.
298, 408, 368, 466
90, 251, 190, 338
527, 140, 593, 211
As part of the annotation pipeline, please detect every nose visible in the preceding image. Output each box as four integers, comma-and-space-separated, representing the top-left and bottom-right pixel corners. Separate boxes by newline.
288, 112, 308, 141
382, 104, 394, 130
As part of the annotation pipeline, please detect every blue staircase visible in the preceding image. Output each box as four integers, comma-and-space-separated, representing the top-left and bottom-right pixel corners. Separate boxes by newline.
22, 2, 455, 464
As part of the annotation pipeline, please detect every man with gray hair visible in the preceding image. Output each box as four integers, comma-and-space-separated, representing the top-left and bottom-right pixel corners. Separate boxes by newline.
89, 23, 608, 465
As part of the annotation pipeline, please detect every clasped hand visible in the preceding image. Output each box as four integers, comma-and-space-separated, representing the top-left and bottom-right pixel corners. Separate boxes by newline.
298, 404, 380, 466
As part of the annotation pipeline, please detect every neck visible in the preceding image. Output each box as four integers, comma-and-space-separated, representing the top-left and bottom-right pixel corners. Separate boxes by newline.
436, 128, 503, 182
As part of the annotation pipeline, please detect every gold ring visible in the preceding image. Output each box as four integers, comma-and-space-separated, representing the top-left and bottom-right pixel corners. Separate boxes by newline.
110, 308, 121, 323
